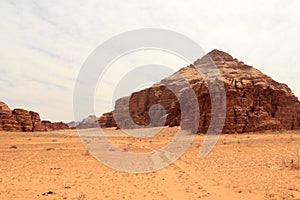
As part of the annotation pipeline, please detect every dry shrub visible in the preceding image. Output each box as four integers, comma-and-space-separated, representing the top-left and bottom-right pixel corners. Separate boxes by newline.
78, 193, 86, 200
282, 150, 300, 170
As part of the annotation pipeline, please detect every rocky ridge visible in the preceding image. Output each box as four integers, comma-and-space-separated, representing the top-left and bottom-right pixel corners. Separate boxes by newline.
75, 115, 99, 129
98, 49, 300, 133
0, 102, 69, 132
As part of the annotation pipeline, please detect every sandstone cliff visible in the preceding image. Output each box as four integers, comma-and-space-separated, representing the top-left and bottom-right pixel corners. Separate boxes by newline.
98, 50, 300, 133
0, 102, 69, 132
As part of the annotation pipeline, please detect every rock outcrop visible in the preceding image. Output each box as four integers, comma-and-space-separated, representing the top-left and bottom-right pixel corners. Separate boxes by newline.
41, 121, 69, 131
75, 115, 99, 129
0, 102, 69, 132
67, 121, 80, 128
98, 49, 300, 133
98, 112, 116, 128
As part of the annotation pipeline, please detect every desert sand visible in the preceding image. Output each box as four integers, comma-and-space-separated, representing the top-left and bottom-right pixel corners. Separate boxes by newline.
0, 127, 299, 200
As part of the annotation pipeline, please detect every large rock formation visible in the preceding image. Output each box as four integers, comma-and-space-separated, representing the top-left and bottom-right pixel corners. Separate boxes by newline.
98, 112, 116, 128
98, 49, 300, 133
0, 102, 69, 132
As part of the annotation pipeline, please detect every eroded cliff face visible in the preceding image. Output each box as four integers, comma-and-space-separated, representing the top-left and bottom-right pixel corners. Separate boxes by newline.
98, 50, 300, 133
0, 102, 69, 132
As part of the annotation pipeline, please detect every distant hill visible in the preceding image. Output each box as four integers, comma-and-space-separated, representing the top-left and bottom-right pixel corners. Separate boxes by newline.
71, 115, 99, 129
67, 121, 80, 128
0, 101, 69, 132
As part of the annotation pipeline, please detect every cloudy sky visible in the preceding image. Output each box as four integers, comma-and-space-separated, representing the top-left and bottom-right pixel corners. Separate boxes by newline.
0, 0, 299, 122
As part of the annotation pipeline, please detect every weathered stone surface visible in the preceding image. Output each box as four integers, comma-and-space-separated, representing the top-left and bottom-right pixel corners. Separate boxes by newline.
0, 102, 10, 112
30, 111, 46, 132
42, 121, 69, 131
98, 112, 116, 128
12, 109, 34, 132
0, 101, 69, 132
0, 102, 20, 131
98, 49, 300, 133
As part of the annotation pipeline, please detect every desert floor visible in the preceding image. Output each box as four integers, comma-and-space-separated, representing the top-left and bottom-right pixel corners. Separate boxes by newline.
0, 127, 300, 200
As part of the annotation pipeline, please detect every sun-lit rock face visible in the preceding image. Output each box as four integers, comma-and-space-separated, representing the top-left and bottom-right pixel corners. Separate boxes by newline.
98, 50, 300, 133
0, 101, 69, 132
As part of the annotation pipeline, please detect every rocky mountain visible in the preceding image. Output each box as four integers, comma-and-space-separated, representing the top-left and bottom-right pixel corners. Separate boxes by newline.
67, 121, 80, 128
98, 49, 300, 133
0, 101, 69, 132
75, 115, 99, 129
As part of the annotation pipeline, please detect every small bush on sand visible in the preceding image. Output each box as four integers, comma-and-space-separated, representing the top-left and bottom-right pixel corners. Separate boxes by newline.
78, 193, 86, 200
282, 150, 300, 169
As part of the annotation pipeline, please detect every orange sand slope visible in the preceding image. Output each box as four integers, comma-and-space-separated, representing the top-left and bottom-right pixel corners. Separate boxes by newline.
0, 127, 299, 200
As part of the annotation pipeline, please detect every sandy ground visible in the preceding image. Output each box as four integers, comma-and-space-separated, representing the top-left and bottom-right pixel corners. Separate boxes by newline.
0, 127, 300, 200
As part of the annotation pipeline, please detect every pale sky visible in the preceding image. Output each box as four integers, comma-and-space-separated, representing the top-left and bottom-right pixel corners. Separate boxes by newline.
0, 0, 299, 122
